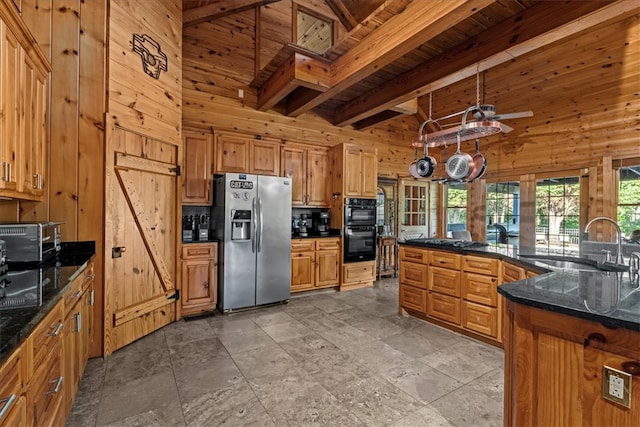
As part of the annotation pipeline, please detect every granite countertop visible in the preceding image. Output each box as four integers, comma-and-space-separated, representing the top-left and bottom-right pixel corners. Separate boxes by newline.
182, 239, 220, 244
292, 229, 342, 239
399, 239, 640, 332
0, 241, 96, 363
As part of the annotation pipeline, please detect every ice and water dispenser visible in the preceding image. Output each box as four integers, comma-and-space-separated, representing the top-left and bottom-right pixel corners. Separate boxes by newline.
231, 209, 252, 240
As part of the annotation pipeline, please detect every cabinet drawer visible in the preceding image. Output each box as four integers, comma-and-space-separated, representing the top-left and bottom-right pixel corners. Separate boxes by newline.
400, 261, 428, 289
462, 272, 498, 307
63, 273, 84, 317
503, 262, 525, 283
429, 251, 461, 270
400, 284, 427, 314
29, 342, 63, 427
462, 255, 499, 276
182, 243, 217, 260
429, 266, 461, 297
428, 292, 460, 325
0, 345, 25, 424
292, 240, 315, 252
400, 246, 427, 264
31, 302, 63, 369
342, 262, 375, 284
316, 238, 339, 251
462, 301, 498, 338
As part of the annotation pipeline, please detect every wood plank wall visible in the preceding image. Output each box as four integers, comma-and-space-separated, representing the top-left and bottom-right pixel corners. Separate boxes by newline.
182, 6, 417, 177
108, 0, 183, 146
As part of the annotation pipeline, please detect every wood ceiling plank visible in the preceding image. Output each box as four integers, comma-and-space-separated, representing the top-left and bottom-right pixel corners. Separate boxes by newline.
284, 0, 495, 117
334, 0, 630, 127
325, 0, 358, 31
183, 0, 278, 27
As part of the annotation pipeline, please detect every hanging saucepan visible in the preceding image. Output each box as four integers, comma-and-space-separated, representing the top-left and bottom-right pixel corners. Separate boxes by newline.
409, 147, 421, 178
466, 138, 487, 182
446, 133, 475, 180
416, 120, 437, 178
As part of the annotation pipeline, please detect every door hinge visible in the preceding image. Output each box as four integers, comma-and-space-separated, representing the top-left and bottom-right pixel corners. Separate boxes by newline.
169, 290, 179, 300
169, 165, 181, 176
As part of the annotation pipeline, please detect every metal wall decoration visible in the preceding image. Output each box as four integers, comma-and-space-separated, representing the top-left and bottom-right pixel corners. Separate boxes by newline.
132, 34, 168, 79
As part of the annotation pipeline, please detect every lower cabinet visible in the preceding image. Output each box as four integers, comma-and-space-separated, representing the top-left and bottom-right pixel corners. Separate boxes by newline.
291, 238, 339, 292
0, 261, 95, 427
341, 261, 375, 290
181, 243, 218, 316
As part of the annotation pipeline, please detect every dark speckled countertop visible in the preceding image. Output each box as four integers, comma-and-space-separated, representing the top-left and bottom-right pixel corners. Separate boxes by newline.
399, 240, 640, 332
0, 241, 96, 363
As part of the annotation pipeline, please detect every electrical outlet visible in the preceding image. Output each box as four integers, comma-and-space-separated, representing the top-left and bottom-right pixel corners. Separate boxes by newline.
238, 89, 244, 98
603, 366, 632, 408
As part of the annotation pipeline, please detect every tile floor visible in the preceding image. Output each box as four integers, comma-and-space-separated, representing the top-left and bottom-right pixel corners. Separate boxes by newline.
66, 278, 505, 426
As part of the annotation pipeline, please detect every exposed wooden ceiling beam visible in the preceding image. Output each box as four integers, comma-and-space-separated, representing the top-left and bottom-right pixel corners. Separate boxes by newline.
325, 0, 358, 31
389, 99, 417, 115
183, 0, 279, 27
353, 110, 403, 131
334, 0, 631, 127
280, 0, 495, 117
257, 52, 331, 111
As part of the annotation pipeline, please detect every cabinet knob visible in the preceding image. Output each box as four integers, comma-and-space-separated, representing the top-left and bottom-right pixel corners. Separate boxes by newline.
203, 281, 209, 288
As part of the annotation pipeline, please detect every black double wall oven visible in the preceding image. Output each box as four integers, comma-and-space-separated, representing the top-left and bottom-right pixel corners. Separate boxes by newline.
344, 198, 377, 263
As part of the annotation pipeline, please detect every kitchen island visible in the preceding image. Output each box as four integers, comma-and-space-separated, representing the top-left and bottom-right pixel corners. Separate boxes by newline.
398, 239, 639, 426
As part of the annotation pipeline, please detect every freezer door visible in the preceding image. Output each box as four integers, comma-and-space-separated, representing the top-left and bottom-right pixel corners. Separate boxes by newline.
255, 176, 292, 305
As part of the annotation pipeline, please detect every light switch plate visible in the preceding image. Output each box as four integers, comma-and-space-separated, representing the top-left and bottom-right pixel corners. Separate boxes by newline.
603, 366, 632, 408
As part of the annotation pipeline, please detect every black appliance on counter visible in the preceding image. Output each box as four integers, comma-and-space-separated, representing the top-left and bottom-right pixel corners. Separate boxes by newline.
312, 212, 330, 236
0, 222, 62, 264
344, 198, 377, 263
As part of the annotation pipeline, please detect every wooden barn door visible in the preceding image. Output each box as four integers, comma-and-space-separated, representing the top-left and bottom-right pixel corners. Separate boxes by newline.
104, 124, 179, 355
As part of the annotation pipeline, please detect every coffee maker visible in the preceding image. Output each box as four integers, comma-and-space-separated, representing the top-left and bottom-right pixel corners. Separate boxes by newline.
312, 212, 330, 236
298, 214, 309, 237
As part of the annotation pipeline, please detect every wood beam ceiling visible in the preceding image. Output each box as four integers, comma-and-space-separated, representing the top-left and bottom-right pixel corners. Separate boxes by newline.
335, 0, 632, 127
325, 0, 358, 31
183, 0, 278, 27
256, 0, 495, 115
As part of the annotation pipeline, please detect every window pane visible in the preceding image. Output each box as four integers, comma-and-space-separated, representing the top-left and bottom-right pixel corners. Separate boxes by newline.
618, 165, 640, 238
486, 181, 520, 245
535, 176, 580, 256
446, 183, 467, 235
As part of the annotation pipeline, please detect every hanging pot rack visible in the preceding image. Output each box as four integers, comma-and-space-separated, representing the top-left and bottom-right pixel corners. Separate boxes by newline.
419, 105, 502, 147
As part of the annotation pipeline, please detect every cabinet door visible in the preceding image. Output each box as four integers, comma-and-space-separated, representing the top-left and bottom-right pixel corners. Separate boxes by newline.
215, 133, 249, 173
400, 261, 428, 289
31, 67, 47, 197
183, 132, 213, 205
281, 145, 306, 206
316, 249, 339, 287
0, 23, 21, 192
428, 266, 461, 297
250, 139, 279, 176
400, 284, 427, 314
344, 148, 363, 196
62, 304, 80, 412
361, 150, 377, 198
427, 292, 461, 325
181, 258, 216, 313
306, 148, 330, 206
291, 250, 314, 291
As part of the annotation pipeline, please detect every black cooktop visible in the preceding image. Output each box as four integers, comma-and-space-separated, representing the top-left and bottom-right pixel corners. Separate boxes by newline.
404, 238, 489, 249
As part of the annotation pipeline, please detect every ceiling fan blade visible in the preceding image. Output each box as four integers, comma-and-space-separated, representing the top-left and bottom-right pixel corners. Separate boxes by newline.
500, 123, 514, 133
493, 111, 534, 120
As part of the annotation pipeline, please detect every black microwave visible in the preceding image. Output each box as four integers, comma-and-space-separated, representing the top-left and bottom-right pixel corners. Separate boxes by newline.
0, 222, 63, 264
344, 198, 376, 226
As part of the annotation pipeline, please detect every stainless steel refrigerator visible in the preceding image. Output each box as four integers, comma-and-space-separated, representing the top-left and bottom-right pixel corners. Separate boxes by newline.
214, 173, 292, 312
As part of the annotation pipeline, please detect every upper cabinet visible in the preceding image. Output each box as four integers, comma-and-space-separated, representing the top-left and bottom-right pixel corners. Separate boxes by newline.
281, 142, 330, 207
0, 4, 50, 201
182, 130, 213, 205
331, 143, 377, 199
214, 131, 280, 176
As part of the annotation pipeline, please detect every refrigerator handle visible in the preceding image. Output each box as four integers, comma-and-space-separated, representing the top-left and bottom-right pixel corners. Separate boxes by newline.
252, 197, 257, 253
258, 197, 264, 252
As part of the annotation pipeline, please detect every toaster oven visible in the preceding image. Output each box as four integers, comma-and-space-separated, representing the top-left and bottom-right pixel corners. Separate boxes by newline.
0, 222, 63, 264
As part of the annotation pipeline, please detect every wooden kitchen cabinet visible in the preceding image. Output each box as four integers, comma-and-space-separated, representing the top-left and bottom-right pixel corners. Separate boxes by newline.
181, 243, 217, 316
503, 300, 640, 426
331, 143, 377, 199
215, 131, 280, 176
182, 130, 213, 205
0, 12, 49, 201
281, 143, 330, 207
291, 238, 339, 292
341, 261, 375, 289
399, 246, 428, 315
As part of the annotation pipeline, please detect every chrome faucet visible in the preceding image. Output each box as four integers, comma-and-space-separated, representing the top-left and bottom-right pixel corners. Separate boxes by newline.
583, 216, 624, 265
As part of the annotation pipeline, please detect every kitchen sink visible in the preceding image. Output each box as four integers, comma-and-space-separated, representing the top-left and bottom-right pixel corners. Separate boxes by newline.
519, 254, 629, 273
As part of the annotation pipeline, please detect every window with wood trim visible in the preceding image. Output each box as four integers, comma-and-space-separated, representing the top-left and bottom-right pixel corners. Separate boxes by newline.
535, 176, 580, 256
446, 182, 467, 236
293, 4, 335, 54
617, 163, 640, 239
486, 181, 520, 245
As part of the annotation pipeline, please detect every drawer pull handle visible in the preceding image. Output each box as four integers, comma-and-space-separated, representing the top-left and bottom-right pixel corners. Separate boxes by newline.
86, 274, 96, 281
0, 395, 16, 421
47, 377, 63, 395
76, 312, 82, 332
71, 290, 82, 298
47, 322, 64, 337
